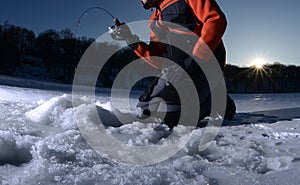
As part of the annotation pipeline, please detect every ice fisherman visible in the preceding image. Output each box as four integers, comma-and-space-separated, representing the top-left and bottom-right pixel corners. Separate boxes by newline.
109, 0, 236, 130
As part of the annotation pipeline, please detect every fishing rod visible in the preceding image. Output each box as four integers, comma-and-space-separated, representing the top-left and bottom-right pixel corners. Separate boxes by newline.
73, 6, 122, 65
75, 6, 121, 36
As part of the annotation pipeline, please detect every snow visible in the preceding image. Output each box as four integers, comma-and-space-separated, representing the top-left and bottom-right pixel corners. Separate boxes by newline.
0, 83, 300, 185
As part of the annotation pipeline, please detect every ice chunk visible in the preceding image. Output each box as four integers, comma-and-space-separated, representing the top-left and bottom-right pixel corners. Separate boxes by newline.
0, 131, 32, 166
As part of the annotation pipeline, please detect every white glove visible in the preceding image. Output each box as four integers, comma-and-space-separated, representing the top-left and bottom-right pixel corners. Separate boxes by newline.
109, 23, 139, 44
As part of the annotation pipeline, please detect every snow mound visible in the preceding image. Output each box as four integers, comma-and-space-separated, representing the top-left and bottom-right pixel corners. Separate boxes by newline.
25, 94, 95, 129
25, 94, 73, 127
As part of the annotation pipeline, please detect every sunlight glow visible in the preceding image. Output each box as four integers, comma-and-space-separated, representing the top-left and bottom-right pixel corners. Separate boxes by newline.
246, 57, 270, 92
251, 57, 266, 69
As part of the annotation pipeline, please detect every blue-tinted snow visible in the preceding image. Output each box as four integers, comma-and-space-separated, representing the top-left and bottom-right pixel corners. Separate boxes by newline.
0, 84, 300, 185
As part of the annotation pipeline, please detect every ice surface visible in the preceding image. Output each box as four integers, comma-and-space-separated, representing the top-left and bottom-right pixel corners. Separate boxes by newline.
0, 84, 300, 184
231, 93, 300, 113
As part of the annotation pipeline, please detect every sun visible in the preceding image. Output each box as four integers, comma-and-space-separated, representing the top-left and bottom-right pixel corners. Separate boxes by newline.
251, 57, 266, 69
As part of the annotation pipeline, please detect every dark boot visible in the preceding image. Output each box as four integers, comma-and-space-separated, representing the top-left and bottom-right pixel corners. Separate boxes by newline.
197, 95, 236, 128
224, 95, 236, 121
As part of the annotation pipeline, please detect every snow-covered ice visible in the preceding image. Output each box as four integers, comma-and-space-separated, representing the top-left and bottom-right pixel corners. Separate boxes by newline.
1, 84, 300, 185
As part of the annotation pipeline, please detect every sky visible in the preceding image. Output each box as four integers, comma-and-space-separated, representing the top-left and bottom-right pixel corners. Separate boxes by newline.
1, 0, 300, 67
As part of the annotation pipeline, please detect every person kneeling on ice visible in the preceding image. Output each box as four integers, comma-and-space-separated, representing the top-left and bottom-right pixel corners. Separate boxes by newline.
109, 0, 236, 130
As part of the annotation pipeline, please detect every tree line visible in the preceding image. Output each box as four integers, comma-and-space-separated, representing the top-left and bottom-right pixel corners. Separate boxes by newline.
224, 63, 300, 93
0, 21, 97, 83
0, 22, 300, 93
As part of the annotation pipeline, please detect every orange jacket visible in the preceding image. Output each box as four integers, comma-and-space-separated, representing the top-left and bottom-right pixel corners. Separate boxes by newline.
134, 0, 227, 69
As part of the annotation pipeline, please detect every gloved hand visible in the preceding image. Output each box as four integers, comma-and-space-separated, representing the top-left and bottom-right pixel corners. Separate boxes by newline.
109, 22, 131, 40
109, 22, 139, 44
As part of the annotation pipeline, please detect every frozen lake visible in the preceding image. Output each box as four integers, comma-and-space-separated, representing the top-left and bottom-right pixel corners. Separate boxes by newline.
0, 84, 300, 185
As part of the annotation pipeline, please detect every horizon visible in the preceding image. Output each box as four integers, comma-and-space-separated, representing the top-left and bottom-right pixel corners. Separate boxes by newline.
2, 21, 300, 69
2, 21, 298, 69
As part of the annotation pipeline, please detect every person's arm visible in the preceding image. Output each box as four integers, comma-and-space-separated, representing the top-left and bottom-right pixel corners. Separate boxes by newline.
109, 17, 166, 69
131, 12, 167, 69
186, 0, 227, 62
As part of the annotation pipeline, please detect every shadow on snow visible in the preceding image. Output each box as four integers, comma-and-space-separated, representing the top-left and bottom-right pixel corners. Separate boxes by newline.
225, 107, 300, 126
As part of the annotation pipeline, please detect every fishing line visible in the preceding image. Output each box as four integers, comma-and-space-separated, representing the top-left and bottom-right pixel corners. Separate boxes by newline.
75, 6, 116, 36
73, 6, 118, 64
